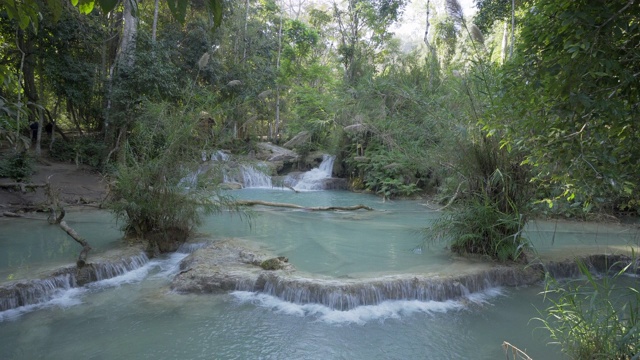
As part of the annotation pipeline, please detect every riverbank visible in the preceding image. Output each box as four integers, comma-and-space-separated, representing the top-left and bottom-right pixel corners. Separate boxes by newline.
0, 156, 108, 214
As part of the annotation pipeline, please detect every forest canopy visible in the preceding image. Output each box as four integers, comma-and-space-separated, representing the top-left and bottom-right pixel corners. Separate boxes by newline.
1, 0, 638, 234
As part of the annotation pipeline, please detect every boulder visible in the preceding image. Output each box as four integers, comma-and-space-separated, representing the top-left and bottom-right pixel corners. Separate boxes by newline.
171, 240, 293, 294
303, 151, 325, 169
255, 142, 299, 162
282, 131, 311, 149
260, 256, 289, 270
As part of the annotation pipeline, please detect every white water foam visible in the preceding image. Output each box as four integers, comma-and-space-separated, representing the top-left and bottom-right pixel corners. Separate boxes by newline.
292, 155, 336, 191
0, 287, 86, 322
239, 165, 273, 188
231, 287, 504, 325
0, 254, 182, 322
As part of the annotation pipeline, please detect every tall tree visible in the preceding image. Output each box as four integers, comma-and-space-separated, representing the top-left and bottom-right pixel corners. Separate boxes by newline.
491, 0, 640, 208
333, 0, 406, 83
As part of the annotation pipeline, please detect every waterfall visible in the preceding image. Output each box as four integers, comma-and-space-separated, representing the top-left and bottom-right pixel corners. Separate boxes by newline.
239, 165, 272, 188
211, 150, 230, 162
176, 242, 209, 254
92, 254, 150, 281
0, 274, 76, 312
0, 253, 149, 312
291, 154, 336, 191
234, 266, 540, 311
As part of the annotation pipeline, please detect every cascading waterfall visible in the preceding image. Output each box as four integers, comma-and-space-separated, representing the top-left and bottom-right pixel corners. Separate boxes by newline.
189, 150, 341, 190
238, 165, 273, 188
288, 154, 336, 191
0, 253, 149, 312
235, 266, 540, 311
0, 274, 76, 312
92, 254, 150, 281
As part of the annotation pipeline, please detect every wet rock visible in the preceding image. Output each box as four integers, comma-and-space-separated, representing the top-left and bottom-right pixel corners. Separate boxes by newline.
260, 257, 289, 270
322, 178, 349, 190
171, 240, 293, 294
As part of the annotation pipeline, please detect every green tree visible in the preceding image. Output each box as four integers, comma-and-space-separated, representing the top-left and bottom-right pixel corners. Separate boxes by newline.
333, 0, 407, 84
489, 0, 640, 212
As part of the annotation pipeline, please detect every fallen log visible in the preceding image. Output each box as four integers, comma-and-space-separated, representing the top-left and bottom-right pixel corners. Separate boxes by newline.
235, 200, 373, 211
58, 215, 92, 267
3, 211, 23, 218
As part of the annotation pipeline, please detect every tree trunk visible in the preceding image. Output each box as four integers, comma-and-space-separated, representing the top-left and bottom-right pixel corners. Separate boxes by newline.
510, 0, 515, 58
152, 0, 160, 44
15, 32, 26, 148
119, 0, 138, 71
274, 1, 283, 141
501, 20, 508, 63
423, 0, 431, 47
17, 29, 40, 150
46, 183, 92, 267
235, 200, 374, 211
242, 0, 250, 63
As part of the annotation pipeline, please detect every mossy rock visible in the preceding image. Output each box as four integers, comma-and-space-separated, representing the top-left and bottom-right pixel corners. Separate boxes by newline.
259, 256, 289, 270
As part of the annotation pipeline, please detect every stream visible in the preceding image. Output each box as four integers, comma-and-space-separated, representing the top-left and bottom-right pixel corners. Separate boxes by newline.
1, 188, 638, 359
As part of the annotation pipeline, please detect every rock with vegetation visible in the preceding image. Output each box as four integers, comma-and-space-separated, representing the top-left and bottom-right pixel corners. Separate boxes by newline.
259, 256, 289, 270
171, 240, 293, 293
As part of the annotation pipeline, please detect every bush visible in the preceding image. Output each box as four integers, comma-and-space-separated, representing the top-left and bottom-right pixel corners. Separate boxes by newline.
536, 261, 640, 359
348, 147, 423, 199
0, 151, 34, 182
427, 195, 528, 262
50, 135, 107, 168
108, 101, 237, 250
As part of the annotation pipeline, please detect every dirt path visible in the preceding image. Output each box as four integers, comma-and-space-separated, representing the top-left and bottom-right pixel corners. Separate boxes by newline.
0, 159, 108, 214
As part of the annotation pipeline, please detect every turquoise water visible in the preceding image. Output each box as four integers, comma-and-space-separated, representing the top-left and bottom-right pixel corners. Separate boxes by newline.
0, 211, 123, 281
0, 255, 558, 359
1, 189, 638, 359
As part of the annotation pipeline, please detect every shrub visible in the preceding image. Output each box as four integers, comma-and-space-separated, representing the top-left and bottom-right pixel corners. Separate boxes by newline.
424, 135, 532, 262
50, 135, 107, 168
108, 101, 237, 250
427, 194, 528, 262
0, 151, 34, 182
536, 261, 640, 359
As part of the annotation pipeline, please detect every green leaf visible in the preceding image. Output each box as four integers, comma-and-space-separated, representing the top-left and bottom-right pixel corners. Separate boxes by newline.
98, 0, 119, 13
77, 0, 96, 14
167, 0, 188, 24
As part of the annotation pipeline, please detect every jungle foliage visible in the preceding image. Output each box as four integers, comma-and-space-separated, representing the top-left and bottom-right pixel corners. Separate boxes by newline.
0, 0, 637, 252
536, 260, 640, 359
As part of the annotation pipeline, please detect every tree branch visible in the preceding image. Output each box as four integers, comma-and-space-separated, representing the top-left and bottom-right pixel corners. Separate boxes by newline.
45, 179, 92, 267
235, 200, 373, 211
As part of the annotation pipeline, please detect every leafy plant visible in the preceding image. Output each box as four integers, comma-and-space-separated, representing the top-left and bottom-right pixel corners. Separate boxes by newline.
107, 101, 236, 249
0, 151, 34, 182
49, 135, 107, 168
427, 193, 528, 262
536, 260, 640, 359
487, 0, 640, 210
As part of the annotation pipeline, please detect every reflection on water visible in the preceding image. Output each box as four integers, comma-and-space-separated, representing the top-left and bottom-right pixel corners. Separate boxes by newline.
1, 189, 638, 359
0, 212, 123, 281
